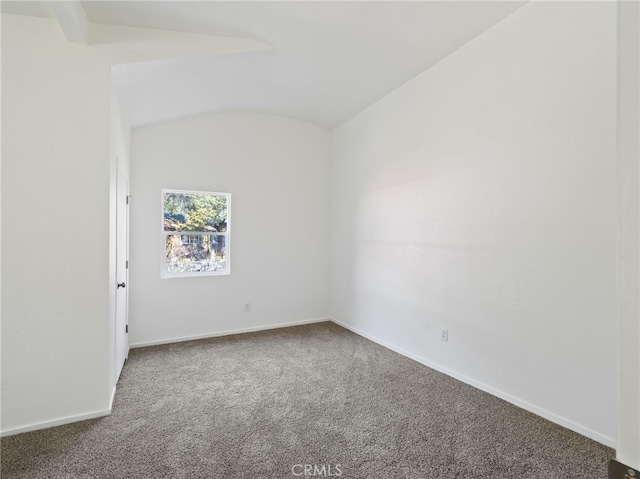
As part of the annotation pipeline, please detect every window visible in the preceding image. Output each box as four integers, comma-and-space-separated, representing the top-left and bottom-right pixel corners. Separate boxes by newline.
162, 189, 230, 278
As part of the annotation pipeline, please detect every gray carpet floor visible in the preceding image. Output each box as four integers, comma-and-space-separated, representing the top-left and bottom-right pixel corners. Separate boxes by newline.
1, 321, 613, 478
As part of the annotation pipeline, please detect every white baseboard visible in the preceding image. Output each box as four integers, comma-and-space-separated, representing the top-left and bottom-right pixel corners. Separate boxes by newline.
1, 408, 112, 438
330, 317, 616, 449
129, 317, 331, 349
109, 385, 117, 410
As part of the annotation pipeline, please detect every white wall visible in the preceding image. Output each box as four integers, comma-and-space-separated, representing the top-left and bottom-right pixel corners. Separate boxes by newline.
330, 1, 618, 446
1, 15, 112, 433
129, 111, 330, 346
1, 12, 269, 436
617, 0, 640, 469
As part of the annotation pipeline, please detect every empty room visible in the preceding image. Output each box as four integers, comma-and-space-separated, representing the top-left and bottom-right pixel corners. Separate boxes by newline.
1, 1, 639, 478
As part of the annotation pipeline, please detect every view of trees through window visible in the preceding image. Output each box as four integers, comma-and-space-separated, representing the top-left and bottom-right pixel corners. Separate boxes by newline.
163, 190, 230, 276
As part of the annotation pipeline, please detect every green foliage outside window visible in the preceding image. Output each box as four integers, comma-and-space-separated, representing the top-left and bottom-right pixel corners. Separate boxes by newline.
163, 191, 229, 275
163, 192, 227, 232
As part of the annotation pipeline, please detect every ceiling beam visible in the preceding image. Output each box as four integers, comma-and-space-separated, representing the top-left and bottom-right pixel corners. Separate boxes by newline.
49, 1, 89, 45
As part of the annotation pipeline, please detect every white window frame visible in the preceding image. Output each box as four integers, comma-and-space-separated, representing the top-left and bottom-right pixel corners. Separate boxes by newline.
161, 189, 231, 279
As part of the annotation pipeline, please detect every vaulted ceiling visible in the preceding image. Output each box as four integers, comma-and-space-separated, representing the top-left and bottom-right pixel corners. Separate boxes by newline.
2, 1, 526, 129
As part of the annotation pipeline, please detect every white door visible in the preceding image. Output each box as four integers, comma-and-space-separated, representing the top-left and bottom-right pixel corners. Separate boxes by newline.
115, 167, 130, 382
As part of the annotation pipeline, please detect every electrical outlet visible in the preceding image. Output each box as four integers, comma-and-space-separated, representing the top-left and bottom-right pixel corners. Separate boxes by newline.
441, 329, 448, 342
244, 303, 250, 312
